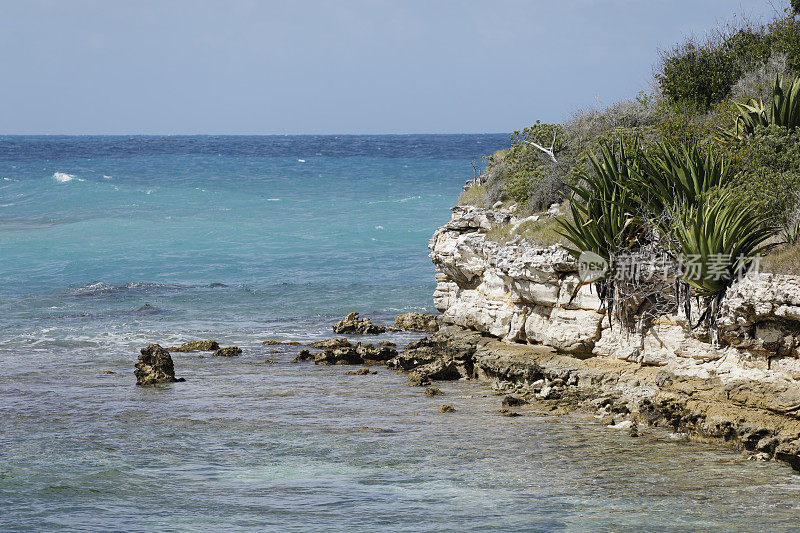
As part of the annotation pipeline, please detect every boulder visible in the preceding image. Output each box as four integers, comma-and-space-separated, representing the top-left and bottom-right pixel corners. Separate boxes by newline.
332, 312, 386, 334
438, 404, 456, 413
424, 386, 444, 397
135, 344, 184, 385
168, 340, 219, 352
213, 346, 242, 357
394, 312, 441, 332
314, 340, 397, 365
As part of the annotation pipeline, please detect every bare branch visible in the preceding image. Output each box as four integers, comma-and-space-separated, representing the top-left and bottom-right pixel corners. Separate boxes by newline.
525, 126, 559, 164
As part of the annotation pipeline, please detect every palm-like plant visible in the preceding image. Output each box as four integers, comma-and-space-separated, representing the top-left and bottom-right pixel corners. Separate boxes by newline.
724, 75, 800, 139
636, 142, 732, 212
673, 191, 776, 297
556, 142, 643, 264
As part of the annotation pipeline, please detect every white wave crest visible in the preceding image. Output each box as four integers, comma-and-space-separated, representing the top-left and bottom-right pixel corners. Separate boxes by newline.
53, 172, 83, 183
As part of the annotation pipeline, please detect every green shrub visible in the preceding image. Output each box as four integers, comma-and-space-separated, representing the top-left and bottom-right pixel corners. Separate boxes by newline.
725, 125, 800, 237
657, 42, 739, 109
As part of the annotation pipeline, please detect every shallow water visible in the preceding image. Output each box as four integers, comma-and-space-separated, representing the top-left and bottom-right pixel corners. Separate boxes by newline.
1, 136, 799, 532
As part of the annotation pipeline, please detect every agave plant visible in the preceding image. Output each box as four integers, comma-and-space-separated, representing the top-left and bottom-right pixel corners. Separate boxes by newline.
673, 190, 776, 297
724, 75, 800, 140
635, 142, 732, 213
556, 142, 644, 264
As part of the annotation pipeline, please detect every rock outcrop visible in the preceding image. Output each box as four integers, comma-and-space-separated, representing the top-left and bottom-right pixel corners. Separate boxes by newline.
422, 205, 800, 470
168, 340, 219, 352
135, 344, 184, 385
332, 312, 386, 334
394, 312, 440, 332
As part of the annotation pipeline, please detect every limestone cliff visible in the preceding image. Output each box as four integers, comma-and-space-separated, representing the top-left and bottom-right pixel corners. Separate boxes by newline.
426, 205, 800, 468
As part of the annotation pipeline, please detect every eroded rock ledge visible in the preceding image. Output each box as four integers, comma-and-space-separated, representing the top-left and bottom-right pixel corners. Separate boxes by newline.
425, 206, 800, 469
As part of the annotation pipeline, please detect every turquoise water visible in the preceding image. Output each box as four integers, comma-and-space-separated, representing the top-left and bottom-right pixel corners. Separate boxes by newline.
2, 135, 800, 531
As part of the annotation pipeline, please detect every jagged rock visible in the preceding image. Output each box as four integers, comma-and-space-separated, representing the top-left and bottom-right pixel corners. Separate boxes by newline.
345, 368, 377, 375
408, 359, 461, 386
308, 338, 350, 349
438, 404, 456, 413
213, 346, 242, 357
394, 312, 441, 332
314, 340, 397, 365
291, 349, 317, 363
168, 340, 219, 352
424, 386, 444, 396
332, 312, 386, 334
135, 344, 184, 385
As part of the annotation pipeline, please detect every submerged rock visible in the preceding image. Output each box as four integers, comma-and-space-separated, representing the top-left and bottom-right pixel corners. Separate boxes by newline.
394, 312, 441, 332
213, 346, 242, 357
332, 312, 386, 335
168, 340, 220, 352
498, 408, 522, 417
345, 368, 377, 375
262, 340, 303, 346
424, 386, 444, 397
438, 404, 456, 413
135, 344, 184, 385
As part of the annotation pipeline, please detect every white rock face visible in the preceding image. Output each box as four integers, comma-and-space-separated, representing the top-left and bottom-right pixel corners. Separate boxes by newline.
430, 206, 800, 382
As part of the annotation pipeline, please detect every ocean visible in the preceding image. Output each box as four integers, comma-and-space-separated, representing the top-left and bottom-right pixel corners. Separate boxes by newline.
1, 135, 799, 531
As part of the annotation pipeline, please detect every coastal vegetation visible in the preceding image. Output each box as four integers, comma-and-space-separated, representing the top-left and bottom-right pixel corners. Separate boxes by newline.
463, 2, 800, 336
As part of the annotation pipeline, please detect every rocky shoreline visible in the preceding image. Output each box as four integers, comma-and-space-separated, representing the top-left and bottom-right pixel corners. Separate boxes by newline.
417, 204, 800, 471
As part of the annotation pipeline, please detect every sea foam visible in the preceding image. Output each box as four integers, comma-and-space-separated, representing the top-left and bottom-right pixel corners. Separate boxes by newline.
53, 172, 83, 183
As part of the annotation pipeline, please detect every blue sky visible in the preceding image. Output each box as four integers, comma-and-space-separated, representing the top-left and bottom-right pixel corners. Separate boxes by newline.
0, 0, 785, 134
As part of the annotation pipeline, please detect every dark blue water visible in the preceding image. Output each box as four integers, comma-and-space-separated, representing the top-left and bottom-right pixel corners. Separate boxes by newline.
1, 135, 799, 532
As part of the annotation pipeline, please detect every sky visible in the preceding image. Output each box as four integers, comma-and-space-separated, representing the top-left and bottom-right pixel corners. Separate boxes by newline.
0, 0, 787, 135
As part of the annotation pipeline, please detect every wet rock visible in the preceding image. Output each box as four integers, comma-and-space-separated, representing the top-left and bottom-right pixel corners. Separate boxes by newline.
290, 349, 317, 363
394, 312, 440, 332
498, 409, 522, 417
379, 341, 396, 347
135, 344, 184, 385
263, 359, 277, 364
308, 337, 350, 349
314, 340, 397, 365
438, 404, 456, 413
315, 343, 363, 365
168, 340, 220, 352
628, 422, 640, 438
408, 374, 431, 387
262, 340, 303, 346
407, 359, 461, 386
600, 416, 616, 426
332, 312, 386, 335
213, 346, 242, 357
502, 395, 528, 408
345, 368, 377, 375
424, 386, 444, 397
